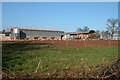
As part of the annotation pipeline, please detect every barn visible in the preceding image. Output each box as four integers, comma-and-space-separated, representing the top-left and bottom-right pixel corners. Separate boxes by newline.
8, 27, 64, 40
63, 30, 96, 40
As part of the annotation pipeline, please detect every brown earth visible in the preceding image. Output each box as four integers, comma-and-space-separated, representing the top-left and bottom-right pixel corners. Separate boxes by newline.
3, 40, 120, 46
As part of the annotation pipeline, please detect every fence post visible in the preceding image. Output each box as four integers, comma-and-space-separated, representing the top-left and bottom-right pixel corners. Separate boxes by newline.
108, 39, 111, 46
84, 39, 86, 47
66, 40, 68, 46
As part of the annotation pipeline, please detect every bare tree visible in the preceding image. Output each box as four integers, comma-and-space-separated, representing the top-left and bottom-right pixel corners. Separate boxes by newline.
76, 26, 90, 32
83, 26, 90, 31
118, 19, 120, 27
106, 18, 118, 38
101, 31, 110, 39
76, 27, 83, 32
94, 30, 101, 38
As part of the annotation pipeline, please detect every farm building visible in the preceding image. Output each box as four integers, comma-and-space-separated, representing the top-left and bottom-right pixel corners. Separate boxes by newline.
7, 27, 64, 40
63, 30, 96, 40
0, 30, 11, 40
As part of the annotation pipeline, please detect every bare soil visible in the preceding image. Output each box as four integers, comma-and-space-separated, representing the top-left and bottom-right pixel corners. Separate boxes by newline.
3, 40, 120, 46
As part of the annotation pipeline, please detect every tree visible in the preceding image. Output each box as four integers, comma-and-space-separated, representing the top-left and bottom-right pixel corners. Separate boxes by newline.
106, 18, 118, 38
118, 19, 120, 27
83, 26, 90, 31
76, 26, 90, 32
94, 30, 101, 38
76, 27, 83, 32
2, 30, 5, 34
101, 30, 111, 39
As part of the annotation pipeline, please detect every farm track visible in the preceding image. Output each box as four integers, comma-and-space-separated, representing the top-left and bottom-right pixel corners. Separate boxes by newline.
3, 40, 120, 46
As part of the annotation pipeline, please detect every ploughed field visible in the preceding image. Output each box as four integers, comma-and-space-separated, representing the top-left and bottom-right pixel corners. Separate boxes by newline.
2, 41, 119, 79
6, 40, 119, 46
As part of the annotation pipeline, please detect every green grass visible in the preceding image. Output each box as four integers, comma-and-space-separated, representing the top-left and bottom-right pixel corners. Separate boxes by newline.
2, 42, 118, 78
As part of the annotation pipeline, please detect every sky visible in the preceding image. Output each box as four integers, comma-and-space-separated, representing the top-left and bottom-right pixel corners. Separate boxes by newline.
2, 2, 118, 32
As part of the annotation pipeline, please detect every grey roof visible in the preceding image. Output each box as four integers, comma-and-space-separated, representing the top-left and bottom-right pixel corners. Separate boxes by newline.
65, 30, 95, 35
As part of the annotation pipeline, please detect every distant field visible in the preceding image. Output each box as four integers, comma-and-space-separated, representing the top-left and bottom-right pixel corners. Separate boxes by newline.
2, 42, 119, 79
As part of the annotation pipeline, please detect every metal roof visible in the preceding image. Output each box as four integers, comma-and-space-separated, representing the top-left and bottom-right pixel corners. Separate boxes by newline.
8, 26, 64, 32
65, 30, 95, 34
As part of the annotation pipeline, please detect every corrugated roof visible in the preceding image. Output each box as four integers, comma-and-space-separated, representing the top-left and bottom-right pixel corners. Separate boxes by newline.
65, 30, 95, 34
8, 27, 64, 32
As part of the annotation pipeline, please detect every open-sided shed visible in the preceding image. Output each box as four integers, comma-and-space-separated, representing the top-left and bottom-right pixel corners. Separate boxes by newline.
63, 30, 96, 40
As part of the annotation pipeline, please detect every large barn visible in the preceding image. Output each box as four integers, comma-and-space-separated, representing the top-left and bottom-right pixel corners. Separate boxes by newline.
7, 27, 64, 40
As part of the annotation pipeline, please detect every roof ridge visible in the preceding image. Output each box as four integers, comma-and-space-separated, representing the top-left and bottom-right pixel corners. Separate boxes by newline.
8, 26, 64, 32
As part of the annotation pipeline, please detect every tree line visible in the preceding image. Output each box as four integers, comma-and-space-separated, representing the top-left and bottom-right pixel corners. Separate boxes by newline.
76, 18, 119, 39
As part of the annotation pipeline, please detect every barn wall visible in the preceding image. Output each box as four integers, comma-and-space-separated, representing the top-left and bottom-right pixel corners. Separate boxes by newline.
19, 29, 64, 40
0, 34, 11, 40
